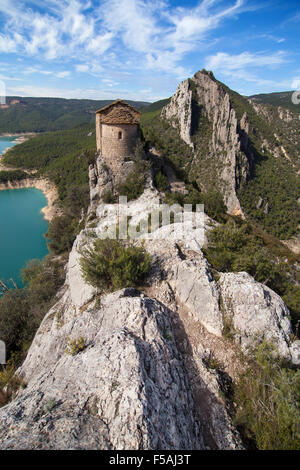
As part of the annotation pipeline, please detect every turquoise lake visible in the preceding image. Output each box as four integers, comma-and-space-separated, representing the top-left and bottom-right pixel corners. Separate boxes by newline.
0, 136, 49, 290
0, 136, 19, 154
0, 188, 49, 289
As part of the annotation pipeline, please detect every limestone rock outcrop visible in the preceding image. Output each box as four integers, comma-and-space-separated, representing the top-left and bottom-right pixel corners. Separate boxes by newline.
161, 70, 252, 216
219, 272, 292, 358
0, 289, 204, 450
161, 79, 194, 148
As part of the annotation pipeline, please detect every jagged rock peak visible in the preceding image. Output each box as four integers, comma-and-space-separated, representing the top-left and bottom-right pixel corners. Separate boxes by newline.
161, 69, 253, 217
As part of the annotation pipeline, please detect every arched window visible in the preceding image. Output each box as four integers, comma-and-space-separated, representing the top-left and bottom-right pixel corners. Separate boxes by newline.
118, 131, 122, 140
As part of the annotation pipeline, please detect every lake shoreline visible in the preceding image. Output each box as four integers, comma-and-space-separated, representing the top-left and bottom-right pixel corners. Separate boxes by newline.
0, 178, 62, 221
0, 132, 36, 137
0, 134, 34, 156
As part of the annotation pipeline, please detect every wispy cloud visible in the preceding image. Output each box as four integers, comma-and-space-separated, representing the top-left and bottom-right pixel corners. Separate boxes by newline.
205, 50, 288, 71
0, 0, 113, 60
205, 50, 291, 91
249, 33, 285, 44
0, 0, 248, 77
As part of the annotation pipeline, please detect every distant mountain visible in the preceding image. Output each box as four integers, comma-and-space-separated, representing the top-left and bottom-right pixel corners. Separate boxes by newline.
0, 96, 150, 134
248, 91, 298, 112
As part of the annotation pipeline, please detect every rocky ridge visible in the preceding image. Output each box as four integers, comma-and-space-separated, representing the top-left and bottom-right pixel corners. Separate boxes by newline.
0, 166, 299, 449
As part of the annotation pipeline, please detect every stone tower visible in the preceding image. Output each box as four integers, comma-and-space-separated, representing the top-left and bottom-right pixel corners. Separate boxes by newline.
95, 100, 140, 175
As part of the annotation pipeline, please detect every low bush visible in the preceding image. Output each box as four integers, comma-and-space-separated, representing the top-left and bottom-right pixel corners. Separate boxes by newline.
46, 215, 78, 254
80, 239, 151, 291
117, 145, 150, 201
117, 171, 146, 201
234, 342, 300, 449
204, 218, 300, 330
65, 337, 86, 356
163, 186, 227, 223
101, 190, 117, 204
154, 171, 168, 191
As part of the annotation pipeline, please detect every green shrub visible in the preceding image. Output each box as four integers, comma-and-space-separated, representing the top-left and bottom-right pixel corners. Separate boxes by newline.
80, 239, 151, 291
163, 186, 227, 222
202, 190, 227, 223
204, 218, 300, 330
154, 171, 168, 191
44, 398, 57, 413
64, 184, 90, 218
101, 190, 117, 204
0, 359, 26, 407
46, 215, 78, 254
117, 170, 146, 201
234, 342, 300, 449
65, 336, 86, 356
115, 145, 150, 201
0, 290, 31, 357
22, 256, 65, 306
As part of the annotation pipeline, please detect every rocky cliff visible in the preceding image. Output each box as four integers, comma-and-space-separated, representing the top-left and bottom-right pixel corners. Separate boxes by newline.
161, 70, 251, 216
0, 170, 298, 449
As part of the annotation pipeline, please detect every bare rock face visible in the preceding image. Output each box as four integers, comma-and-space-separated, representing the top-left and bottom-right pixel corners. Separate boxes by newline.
219, 272, 292, 358
161, 80, 194, 148
144, 239, 223, 337
0, 289, 204, 450
170, 257, 222, 336
161, 70, 252, 216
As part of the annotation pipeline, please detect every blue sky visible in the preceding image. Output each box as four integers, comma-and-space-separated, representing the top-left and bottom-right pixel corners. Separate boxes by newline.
0, 0, 299, 102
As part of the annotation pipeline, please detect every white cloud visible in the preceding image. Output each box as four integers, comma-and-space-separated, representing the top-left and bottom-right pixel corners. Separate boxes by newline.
55, 71, 71, 78
85, 32, 114, 55
205, 51, 288, 71
1, 0, 293, 99
204, 51, 292, 93
0, 34, 19, 53
76, 64, 89, 72
0, 0, 250, 77
0, 0, 112, 61
0, 74, 22, 81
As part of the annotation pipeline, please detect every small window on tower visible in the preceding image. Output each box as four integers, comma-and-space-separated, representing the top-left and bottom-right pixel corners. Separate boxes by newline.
118, 131, 122, 140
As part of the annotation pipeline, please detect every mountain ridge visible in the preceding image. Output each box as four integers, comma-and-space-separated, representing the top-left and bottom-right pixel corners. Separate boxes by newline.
0, 97, 150, 134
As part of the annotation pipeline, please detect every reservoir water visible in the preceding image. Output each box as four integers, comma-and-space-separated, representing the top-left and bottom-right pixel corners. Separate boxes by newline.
0, 136, 19, 155
0, 187, 49, 289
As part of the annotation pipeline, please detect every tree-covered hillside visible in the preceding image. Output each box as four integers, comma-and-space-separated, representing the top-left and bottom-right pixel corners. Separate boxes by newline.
248, 91, 298, 112
3, 123, 96, 202
0, 97, 149, 134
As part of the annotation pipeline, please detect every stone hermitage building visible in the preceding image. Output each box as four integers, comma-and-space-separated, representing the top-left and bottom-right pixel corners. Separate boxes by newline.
95, 99, 141, 176
89, 100, 142, 203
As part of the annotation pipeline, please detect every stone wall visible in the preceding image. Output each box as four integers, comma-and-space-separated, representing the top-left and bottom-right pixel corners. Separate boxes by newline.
100, 123, 138, 176
95, 114, 101, 150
